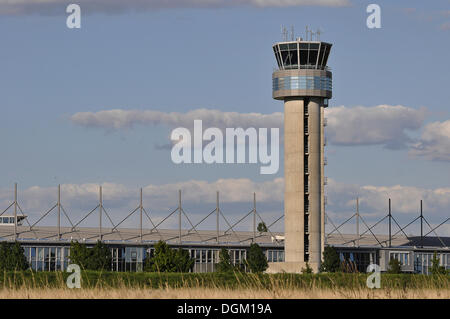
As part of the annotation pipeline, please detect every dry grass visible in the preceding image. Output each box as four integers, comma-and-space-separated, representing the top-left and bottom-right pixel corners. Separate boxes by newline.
0, 271, 448, 299
0, 287, 448, 299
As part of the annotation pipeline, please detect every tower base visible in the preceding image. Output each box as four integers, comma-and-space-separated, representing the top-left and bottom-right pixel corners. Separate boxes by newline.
265, 262, 320, 274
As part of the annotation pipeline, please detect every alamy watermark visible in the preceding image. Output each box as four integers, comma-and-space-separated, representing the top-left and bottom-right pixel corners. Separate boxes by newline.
170, 120, 279, 174
366, 4, 381, 29
66, 4, 81, 29
366, 263, 381, 289
66, 264, 81, 288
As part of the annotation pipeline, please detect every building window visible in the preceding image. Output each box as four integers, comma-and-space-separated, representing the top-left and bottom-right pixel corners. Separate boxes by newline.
390, 252, 409, 266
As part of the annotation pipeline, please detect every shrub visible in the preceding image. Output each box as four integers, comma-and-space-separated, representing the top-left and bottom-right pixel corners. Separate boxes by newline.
217, 248, 234, 273
174, 248, 195, 272
69, 241, 112, 271
320, 246, 341, 272
69, 241, 90, 269
145, 241, 194, 273
246, 243, 268, 273
89, 241, 112, 271
430, 251, 447, 275
387, 258, 402, 274
0, 241, 28, 271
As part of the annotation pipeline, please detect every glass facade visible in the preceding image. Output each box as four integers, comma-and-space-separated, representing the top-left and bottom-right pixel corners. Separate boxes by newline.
339, 251, 376, 273
21, 245, 271, 273
266, 250, 285, 263
111, 247, 145, 272
273, 76, 332, 92
189, 248, 248, 273
390, 252, 410, 266
24, 246, 70, 271
273, 42, 331, 70
414, 252, 450, 274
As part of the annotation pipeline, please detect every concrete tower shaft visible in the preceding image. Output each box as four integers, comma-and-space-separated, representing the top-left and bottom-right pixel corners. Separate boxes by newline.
270, 39, 332, 273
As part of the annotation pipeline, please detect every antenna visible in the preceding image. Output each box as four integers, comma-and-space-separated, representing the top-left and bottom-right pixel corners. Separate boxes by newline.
290, 25, 295, 41
305, 26, 323, 41
316, 28, 322, 41
281, 25, 288, 41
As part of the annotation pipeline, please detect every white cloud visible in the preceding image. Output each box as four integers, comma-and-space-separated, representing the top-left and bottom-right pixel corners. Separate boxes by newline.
0, 178, 283, 210
409, 120, 450, 161
71, 108, 283, 131
71, 105, 427, 150
325, 105, 427, 149
0, 0, 350, 15
143, 177, 284, 203
325, 179, 450, 236
0, 178, 284, 229
326, 178, 450, 221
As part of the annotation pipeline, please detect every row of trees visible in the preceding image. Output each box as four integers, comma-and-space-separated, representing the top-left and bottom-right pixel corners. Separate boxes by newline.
143, 241, 268, 273
2, 240, 446, 275
69, 240, 268, 273
66, 241, 450, 275
0, 240, 269, 273
68, 241, 449, 275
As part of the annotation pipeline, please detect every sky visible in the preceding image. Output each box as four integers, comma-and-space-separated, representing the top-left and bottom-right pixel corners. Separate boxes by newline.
0, 0, 449, 236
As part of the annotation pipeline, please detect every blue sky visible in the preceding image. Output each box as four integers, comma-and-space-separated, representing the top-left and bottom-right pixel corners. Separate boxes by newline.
0, 0, 449, 234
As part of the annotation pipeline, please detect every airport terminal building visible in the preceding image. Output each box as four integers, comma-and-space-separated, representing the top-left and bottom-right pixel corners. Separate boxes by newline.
0, 221, 448, 274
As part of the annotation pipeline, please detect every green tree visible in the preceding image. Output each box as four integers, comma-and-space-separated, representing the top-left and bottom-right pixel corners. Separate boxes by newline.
430, 251, 447, 275
246, 243, 268, 273
88, 241, 112, 271
217, 248, 234, 273
174, 248, 195, 273
387, 258, 402, 274
320, 246, 341, 272
69, 241, 112, 271
0, 242, 28, 271
11, 242, 28, 270
147, 241, 176, 272
69, 241, 91, 269
257, 222, 268, 233
145, 241, 193, 273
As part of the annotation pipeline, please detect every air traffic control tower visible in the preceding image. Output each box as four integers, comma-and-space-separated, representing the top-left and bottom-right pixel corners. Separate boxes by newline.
270, 36, 332, 273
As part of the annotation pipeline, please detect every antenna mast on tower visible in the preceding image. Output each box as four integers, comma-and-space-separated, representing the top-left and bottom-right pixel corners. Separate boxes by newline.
281, 25, 288, 41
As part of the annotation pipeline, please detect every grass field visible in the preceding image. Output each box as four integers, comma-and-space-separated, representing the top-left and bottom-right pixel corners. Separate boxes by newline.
0, 271, 448, 299
1, 287, 449, 299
